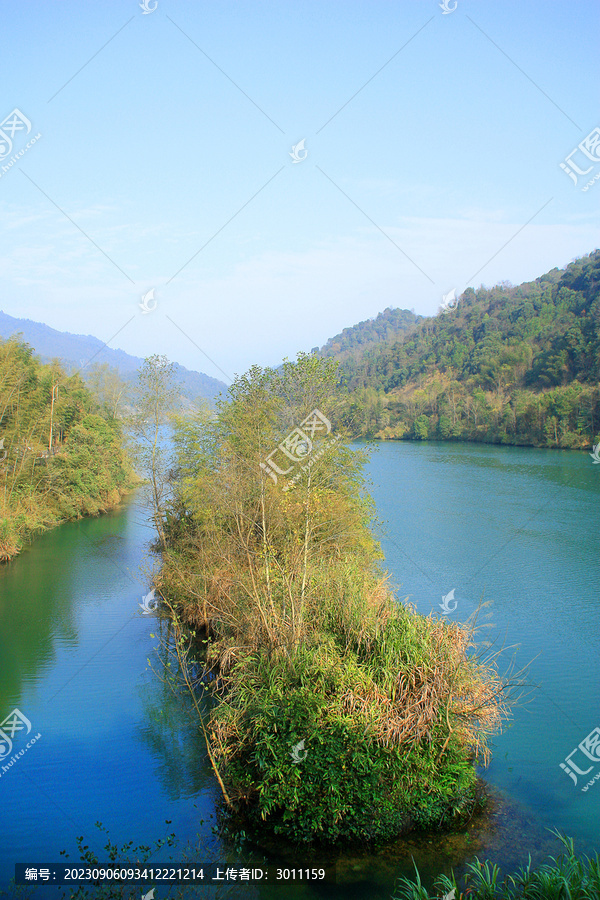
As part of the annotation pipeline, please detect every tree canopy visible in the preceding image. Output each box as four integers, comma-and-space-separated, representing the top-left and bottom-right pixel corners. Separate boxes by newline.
321, 251, 600, 447
0, 336, 133, 560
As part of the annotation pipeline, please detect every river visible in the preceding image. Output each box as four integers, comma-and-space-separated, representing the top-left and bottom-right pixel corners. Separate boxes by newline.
0, 441, 599, 898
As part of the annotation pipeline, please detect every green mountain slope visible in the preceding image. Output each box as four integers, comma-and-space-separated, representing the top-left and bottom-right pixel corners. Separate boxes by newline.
325, 251, 600, 449
318, 306, 422, 360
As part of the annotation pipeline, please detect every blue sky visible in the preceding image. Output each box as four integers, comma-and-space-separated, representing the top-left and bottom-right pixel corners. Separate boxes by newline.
1, 0, 598, 382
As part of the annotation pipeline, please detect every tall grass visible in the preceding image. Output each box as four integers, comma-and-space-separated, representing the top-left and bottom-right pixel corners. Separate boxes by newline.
393, 833, 600, 899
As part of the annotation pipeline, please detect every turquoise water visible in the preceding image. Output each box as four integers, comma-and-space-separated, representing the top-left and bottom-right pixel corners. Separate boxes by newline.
365, 441, 600, 858
0, 502, 224, 894
0, 441, 599, 897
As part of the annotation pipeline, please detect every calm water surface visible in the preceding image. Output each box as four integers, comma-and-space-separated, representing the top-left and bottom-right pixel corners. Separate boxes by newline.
0, 441, 598, 898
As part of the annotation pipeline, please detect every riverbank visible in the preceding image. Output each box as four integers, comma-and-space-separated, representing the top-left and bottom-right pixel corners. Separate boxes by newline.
0, 336, 135, 562
0, 479, 139, 563
333, 252, 600, 453
393, 832, 600, 899
353, 378, 600, 453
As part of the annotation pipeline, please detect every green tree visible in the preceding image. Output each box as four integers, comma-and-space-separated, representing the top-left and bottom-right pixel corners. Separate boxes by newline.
130, 355, 179, 550
413, 414, 429, 439
156, 354, 512, 844
324, 251, 600, 451
86, 363, 128, 420
0, 336, 133, 560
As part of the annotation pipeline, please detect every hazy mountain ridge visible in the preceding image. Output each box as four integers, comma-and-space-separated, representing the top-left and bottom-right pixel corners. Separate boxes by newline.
0, 311, 227, 403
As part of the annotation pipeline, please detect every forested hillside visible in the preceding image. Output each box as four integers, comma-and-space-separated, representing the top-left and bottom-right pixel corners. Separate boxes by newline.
331, 251, 600, 449
0, 336, 134, 560
317, 306, 421, 360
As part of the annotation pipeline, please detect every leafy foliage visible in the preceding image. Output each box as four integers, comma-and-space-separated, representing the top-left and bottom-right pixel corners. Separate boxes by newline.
0, 336, 133, 560
158, 354, 511, 845
323, 251, 600, 448
318, 306, 421, 359
128, 354, 180, 550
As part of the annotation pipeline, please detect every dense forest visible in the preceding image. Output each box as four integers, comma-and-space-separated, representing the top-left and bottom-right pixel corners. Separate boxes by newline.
0, 336, 134, 561
316, 306, 421, 360
324, 251, 600, 449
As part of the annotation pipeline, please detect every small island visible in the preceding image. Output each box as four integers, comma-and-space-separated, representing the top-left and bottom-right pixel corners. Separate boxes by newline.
155, 352, 512, 844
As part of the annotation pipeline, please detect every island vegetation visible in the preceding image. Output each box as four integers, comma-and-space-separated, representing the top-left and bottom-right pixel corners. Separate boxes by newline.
0, 336, 134, 561
153, 353, 516, 845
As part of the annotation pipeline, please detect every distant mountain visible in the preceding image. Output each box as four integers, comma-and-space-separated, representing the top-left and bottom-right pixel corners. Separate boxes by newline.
0, 311, 227, 404
317, 307, 422, 361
